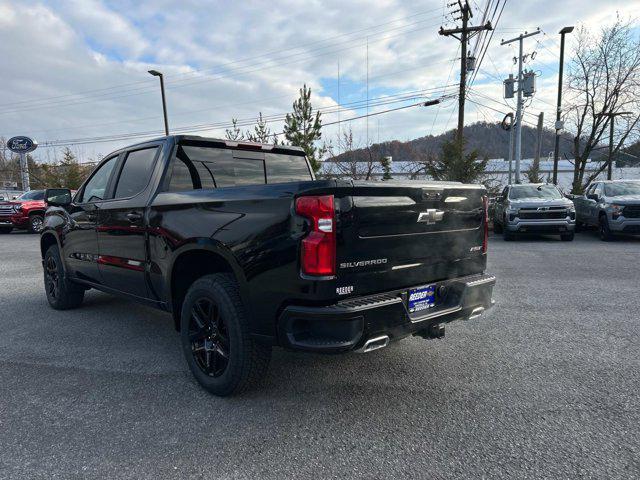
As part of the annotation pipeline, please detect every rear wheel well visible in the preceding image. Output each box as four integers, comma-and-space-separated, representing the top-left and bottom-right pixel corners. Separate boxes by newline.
40, 233, 58, 259
170, 250, 235, 331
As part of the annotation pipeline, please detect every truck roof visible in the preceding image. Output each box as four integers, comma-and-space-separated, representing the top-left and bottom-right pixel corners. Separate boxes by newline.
121, 135, 305, 155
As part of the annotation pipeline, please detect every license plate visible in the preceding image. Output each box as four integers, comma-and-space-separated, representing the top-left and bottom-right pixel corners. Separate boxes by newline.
407, 285, 436, 313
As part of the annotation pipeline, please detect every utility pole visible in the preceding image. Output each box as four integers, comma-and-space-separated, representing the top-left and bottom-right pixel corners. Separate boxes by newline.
508, 126, 514, 184
534, 111, 544, 181
597, 111, 633, 179
552, 26, 574, 185
439, 1, 492, 144
501, 29, 540, 183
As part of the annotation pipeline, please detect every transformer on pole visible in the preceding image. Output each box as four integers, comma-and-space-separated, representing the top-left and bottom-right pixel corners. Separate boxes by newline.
500, 29, 541, 184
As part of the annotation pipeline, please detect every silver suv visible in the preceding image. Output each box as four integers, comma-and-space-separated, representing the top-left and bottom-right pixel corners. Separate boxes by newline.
493, 184, 576, 241
573, 180, 640, 241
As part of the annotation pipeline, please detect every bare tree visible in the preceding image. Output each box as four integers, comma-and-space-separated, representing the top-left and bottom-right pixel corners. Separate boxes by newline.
323, 126, 382, 180
566, 17, 640, 193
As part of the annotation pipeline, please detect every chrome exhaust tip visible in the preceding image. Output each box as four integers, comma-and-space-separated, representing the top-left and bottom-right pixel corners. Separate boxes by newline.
467, 306, 485, 320
356, 335, 390, 353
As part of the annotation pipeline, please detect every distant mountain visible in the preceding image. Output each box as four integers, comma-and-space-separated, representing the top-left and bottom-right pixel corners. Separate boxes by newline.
330, 121, 577, 163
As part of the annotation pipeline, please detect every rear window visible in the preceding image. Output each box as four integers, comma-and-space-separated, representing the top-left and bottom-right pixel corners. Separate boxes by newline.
166, 145, 311, 191
265, 153, 311, 183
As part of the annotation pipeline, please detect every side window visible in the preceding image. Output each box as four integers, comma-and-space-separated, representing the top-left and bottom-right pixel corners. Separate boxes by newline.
167, 156, 197, 191
78, 156, 118, 203
593, 183, 603, 197
166, 145, 266, 191
113, 147, 159, 199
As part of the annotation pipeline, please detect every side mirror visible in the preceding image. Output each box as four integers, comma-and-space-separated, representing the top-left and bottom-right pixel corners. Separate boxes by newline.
45, 188, 72, 207
586, 193, 599, 201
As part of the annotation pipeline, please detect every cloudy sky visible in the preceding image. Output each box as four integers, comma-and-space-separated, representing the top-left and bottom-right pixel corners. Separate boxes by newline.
0, 0, 635, 163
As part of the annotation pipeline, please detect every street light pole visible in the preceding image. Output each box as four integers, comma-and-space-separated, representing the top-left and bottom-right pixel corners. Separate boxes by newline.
148, 70, 169, 136
552, 26, 574, 185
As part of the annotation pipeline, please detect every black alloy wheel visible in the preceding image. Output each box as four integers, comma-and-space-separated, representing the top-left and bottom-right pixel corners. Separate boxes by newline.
45, 254, 60, 301
43, 245, 85, 310
188, 297, 230, 377
180, 273, 271, 396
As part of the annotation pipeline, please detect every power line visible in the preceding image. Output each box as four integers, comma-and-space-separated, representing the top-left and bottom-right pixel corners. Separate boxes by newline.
37, 87, 458, 148
11, 59, 455, 138
1, 16, 446, 115
0, 8, 446, 111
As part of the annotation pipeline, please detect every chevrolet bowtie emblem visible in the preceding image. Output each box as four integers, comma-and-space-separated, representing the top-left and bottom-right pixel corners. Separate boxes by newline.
417, 209, 444, 224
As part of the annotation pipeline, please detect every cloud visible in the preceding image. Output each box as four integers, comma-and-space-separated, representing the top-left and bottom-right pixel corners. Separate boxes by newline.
0, 0, 635, 162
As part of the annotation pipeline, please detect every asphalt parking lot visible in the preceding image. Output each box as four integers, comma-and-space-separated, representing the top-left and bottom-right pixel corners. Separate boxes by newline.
0, 231, 638, 479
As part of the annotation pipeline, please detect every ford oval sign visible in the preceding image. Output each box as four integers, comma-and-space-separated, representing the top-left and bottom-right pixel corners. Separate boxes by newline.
7, 136, 38, 154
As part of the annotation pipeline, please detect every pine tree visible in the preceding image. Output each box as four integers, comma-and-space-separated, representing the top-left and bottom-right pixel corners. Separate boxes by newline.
59, 148, 85, 189
525, 156, 542, 183
380, 156, 393, 180
284, 84, 325, 173
246, 113, 272, 144
427, 138, 488, 183
224, 119, 244, 141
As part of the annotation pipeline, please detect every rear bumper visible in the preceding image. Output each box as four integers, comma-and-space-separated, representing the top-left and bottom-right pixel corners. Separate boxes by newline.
506, 219, 575, 234
278, 273, 496, 353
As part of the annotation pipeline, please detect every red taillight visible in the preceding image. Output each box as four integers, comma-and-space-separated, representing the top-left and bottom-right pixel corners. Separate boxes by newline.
482, 195, 489, 253
295, 195, 336, 276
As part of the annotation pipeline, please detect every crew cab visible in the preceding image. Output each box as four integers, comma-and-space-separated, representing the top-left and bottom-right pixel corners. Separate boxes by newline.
493, 183, 576, 241
573, 180, 640, 240
40, 135, 495, 396
0, 189, 48, 234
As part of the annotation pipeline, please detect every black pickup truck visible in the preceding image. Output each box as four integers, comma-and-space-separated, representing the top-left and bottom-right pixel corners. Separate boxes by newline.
41, 135, 495, 396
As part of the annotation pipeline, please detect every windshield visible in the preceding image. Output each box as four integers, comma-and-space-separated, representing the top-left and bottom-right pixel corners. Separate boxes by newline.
604, 182, 640, 197
17, 190, 45, 201
509, 185, 562, 200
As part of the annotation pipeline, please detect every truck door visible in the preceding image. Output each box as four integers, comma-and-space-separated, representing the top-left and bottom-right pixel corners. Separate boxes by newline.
96, 146, 161, 299
64, 155, 119, 284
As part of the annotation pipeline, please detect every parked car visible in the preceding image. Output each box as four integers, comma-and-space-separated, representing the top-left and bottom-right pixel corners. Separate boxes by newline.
40, 135, 495, 396
493, 183, 576, 241
573, 180, 640, 241
0, 189, 48, 234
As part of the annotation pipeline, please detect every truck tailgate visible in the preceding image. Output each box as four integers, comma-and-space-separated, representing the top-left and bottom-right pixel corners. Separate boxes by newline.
335, 182, 486, 295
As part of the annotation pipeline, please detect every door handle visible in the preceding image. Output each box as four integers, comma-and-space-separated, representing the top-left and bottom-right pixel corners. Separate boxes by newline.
126, 212, 143, 222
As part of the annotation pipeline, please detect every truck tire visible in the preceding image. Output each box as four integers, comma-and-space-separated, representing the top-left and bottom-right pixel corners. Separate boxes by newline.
180, 273, 271, 396
0, 227, 12, 234
560, 232, 574, 241
492, 219, 503, 234
44, 245, 85, 310
503, 230, 515, 241
29, 214, 45, 233
599, 214, 614, 241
